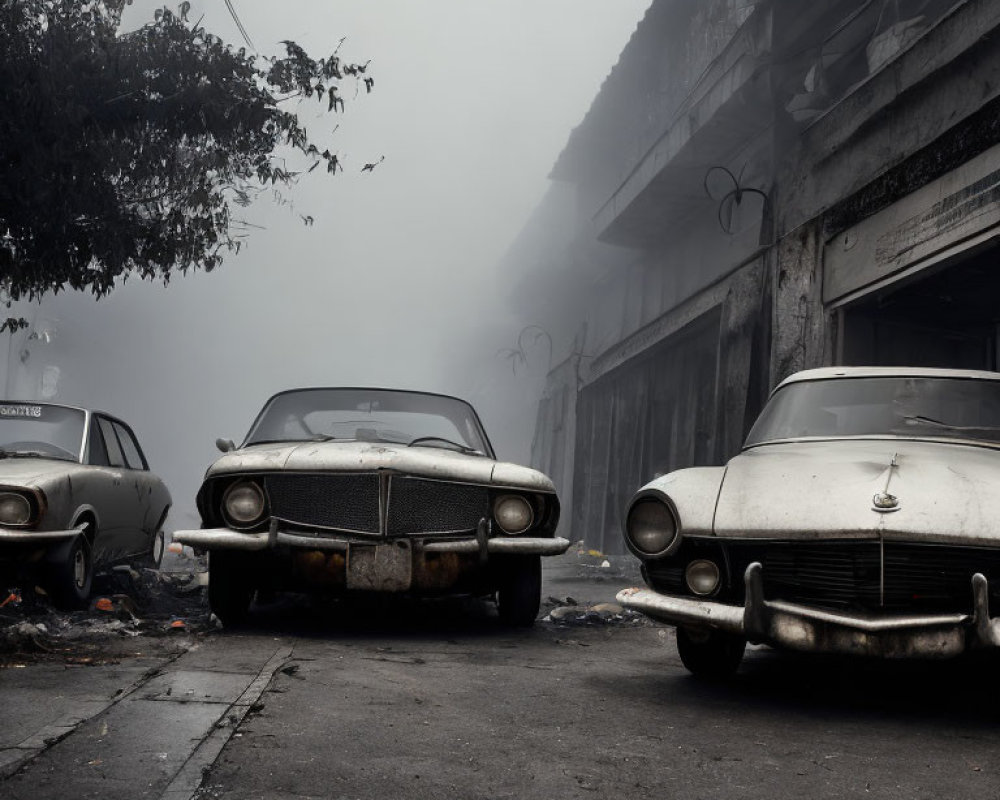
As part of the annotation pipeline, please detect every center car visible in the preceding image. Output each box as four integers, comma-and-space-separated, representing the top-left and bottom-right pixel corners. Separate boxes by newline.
174, 387, 567, 626
618, 366, 1000, 676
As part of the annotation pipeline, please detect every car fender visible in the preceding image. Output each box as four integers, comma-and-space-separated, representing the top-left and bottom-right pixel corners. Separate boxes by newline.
630, 466, 727, 536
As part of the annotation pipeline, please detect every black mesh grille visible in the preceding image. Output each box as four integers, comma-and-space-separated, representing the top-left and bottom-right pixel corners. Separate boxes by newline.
386, 477, 488, 535
763, 542, 881, 610
265, 473, 379, 533
883, 544, 1000, 611
725, 541, 1000, 614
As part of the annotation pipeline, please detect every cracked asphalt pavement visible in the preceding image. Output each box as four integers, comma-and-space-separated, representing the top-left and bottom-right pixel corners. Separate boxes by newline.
2, 549, 999, 799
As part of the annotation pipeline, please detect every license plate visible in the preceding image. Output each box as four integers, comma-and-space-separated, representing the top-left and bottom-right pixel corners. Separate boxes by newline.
346, 541, 412, 592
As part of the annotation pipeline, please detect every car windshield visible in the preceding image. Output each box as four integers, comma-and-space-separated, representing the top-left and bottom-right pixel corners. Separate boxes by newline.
0, 403, 85, 461
244, 389, 492, 455
746, 376, 1000, 446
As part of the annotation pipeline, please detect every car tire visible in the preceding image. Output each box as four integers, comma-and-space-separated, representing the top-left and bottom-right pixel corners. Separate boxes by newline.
496, 554, 541, 627
676, 626, 746, 678
209, 551, 254, 627
149, 530, 165, 569
46, 535, 93, 611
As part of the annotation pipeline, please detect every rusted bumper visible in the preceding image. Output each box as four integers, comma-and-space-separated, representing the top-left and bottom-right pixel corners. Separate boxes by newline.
617, 562, 1000, 658
173, 524, 570, 557
0, 525, 86, 544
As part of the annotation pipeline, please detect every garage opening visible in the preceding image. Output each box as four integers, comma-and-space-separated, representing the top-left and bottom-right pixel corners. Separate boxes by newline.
841, 245, 1000, 370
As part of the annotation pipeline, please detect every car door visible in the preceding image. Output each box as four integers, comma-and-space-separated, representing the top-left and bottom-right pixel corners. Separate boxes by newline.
110, 419, 162, 559
88, 415, 142, 563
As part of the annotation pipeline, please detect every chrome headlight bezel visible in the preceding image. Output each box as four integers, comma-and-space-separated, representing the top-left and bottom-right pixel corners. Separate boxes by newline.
221, 480, 267, 530
0, 489, 42, 528
493, 494, 535, 535
623, 493, 680, 559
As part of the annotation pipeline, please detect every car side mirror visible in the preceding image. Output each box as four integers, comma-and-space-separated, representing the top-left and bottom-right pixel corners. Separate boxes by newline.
215, 438, 236, 453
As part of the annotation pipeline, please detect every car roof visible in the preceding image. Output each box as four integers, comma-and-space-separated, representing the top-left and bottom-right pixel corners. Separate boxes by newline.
263, 387, 476, 405
775, 366, 1000, 392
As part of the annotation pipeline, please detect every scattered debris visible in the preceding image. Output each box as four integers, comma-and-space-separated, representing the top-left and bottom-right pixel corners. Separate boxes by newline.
542, 597, 644, 626
1, 562, 212, 666
0, 589, 21, 608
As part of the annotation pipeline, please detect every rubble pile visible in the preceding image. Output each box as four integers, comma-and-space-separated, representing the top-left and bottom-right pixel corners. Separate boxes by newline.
0, 560, 214, 662
541, 596, 645, 626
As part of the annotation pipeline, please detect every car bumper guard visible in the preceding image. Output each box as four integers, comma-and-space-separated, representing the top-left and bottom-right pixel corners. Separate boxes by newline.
618, 562, 1000, 658
0, 525, 87, 545
173, 520, 570, 558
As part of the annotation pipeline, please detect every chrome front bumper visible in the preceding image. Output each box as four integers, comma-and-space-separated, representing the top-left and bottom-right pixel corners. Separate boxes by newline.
173, 522, 570, 557
618, 562, 1000, 658
0, 525, 86, 545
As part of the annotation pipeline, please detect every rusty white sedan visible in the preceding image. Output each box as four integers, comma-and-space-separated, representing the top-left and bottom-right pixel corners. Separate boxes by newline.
174, 388, 567, 626
0, 402, 171, 608
618, 367, 1000, 677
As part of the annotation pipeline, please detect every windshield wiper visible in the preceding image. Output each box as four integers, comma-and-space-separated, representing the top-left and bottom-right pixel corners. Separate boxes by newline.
901, 415, 1000, 432
407, 436, 482, 455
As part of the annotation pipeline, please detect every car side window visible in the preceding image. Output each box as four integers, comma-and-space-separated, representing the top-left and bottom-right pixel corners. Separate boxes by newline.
86, 417, 110, 467
113, 421, 148, 471
97, 417, 126, 468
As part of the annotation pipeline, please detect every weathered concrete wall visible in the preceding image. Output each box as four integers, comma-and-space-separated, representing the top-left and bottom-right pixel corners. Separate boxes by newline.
780, 0, 1000, 237
716, 256, 768, 457
771, 221, 828, 387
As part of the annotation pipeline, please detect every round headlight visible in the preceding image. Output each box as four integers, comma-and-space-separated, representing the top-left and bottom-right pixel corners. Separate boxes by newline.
685, 559, 721, 596
625, 497, 677, 556
0, 492, 31, 526
222, 481, 266, 527
493, 495, 534, 534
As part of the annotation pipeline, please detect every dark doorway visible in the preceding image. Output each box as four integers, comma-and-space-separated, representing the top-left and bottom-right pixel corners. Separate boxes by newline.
841, 247, 1000, 370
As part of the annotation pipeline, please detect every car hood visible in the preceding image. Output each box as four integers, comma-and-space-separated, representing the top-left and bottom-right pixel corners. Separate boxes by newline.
206, 441, 555, 492
713, 438, 1000, 546
0, 457, 75, 487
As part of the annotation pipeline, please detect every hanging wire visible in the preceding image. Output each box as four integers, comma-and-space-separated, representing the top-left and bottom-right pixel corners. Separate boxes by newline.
223, 0, 254, 51
703, 164, 770, 235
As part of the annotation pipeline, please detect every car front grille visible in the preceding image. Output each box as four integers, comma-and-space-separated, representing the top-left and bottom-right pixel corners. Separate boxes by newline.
263, 473, 488, 537
386, 477, 488, 535
725, 541, 1000, 614
266, 473, 380, 534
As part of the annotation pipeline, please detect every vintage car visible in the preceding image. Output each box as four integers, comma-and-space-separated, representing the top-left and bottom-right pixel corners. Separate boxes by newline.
618, 366, 1000, 676
0, 401, 171, 609
173, 387, 567, 625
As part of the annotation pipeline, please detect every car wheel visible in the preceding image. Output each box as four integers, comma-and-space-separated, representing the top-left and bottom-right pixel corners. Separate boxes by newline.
148, 530, 166, 569
496, 554, 541, 627
46, 535, 93, 611
209, 551, 254, 627
675, 626, 746, 678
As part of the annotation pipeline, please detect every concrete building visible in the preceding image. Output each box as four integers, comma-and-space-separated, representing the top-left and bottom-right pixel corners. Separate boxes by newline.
512, 0, 1000, 553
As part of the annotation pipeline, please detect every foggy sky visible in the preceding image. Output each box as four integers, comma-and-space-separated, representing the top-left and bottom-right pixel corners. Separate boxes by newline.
5, 0, 650, 528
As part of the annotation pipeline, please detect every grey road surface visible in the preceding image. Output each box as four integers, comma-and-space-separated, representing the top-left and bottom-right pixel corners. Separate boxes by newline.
3, 554, 1000, 799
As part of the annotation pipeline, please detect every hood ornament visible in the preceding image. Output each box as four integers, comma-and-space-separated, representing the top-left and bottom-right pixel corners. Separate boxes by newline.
873, 491, 899, 511
872, 453, 901, 512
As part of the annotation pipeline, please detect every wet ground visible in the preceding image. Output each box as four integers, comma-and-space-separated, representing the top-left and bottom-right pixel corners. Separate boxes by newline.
3, 546, 999, 799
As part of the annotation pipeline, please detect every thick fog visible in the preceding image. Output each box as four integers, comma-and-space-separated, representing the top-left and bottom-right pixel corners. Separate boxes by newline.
1, 1, 650, 530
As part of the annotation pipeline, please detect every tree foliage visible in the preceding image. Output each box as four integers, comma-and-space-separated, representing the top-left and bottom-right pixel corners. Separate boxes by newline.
0, 0, 372, 331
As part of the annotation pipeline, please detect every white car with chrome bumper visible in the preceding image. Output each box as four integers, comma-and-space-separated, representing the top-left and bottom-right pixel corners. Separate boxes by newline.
618, 367, 1000, 676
